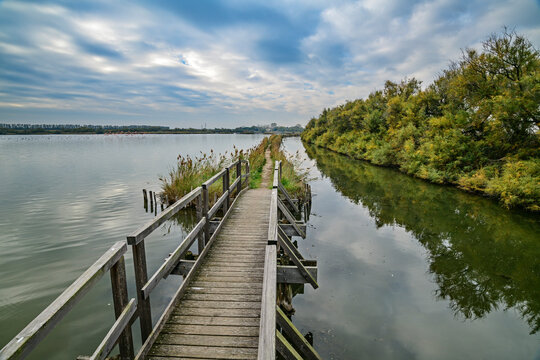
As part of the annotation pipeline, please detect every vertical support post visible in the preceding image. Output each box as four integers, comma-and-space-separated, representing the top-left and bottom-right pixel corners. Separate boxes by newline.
236, 160, 242, 194
132, 241, 152, 342
223, 168, 229, 212
110, 256, 135, 360
279, 161, 282, 181
196, 194, 204, 254
202, 184, 209, 245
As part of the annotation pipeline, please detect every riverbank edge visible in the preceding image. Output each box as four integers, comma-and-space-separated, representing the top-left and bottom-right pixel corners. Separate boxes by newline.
303, 140, 539, 213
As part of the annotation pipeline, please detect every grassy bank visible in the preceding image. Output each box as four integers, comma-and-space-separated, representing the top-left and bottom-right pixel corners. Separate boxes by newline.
269, 135, 309, 202
302, 30, 539, 211
160, 135, 310, 205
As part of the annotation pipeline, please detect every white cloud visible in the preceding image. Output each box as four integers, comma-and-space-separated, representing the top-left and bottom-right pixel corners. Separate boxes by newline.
0, 0, 539, 126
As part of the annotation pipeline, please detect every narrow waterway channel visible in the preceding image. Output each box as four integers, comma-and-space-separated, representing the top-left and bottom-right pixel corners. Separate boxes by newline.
283, 138, 540, 359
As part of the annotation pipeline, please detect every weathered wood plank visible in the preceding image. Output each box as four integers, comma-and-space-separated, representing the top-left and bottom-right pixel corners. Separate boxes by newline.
189, 281, 263, 289
257, 245, 276, 360
192, 275, 263, 283
267, 189, 278, 245
278, 226, 304, 260
89, 298, 137, 360
183, 293, 261, 302
276, 306, 322, 360
109, 256, 134, 359
202, 168, 227, 187
0, 242, 126, 360
276, 331, 302, 360
187, 287, 262, 295
161, 324, 259, 336
149, 344, 257, 360
277, 232, 318, 289
208, 190, 229, 219
278, 182, 299, 214
173, 307, 260, 318
168, 315, 260, 327
279, 223, 307, 238
180, 300, 262, 309
277, 265, 317, 284
278, 198, 305, 238
155, 334, 258, 348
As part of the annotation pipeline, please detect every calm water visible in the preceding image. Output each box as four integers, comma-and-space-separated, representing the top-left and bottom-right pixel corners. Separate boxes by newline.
282, 139, 540, 359
1, 135, 539, 359
0, 134, 265, 359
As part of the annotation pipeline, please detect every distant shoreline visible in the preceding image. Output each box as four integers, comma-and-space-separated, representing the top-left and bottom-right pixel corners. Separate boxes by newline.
0, 124, 303, 136
0, 131, 300, 136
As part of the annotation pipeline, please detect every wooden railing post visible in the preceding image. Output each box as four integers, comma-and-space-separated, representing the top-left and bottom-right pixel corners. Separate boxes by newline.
236, 161, 242, 194
132, 241, 152, 342
109, 256, 135, 360
202, 184, 209, 245
196, 194, 204, 254
223, 168, 229, 212
279, 161, 282, 181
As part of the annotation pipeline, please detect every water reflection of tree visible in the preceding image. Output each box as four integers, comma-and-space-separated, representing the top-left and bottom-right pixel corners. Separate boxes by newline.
305, 143, 540, 334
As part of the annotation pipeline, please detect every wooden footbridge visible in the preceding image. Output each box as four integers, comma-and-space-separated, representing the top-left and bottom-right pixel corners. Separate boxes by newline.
0, 154, 322, 360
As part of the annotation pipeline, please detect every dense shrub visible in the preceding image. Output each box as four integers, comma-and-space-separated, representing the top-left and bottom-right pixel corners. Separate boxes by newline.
302, 29, 540, 211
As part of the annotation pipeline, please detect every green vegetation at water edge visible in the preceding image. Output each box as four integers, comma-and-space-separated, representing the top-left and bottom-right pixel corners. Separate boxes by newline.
247, 137, 269, 188
302, 29, 540, 211
269, 135, 310, 202
159, 136, 272, 205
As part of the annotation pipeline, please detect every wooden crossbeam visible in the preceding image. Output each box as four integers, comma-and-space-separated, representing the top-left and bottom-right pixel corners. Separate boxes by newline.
278, 182, 299, 214
276, 306, 322, 360
279, 223, 306, 238
276, 331, 302, 360
278, 226, 303, 260
277, 229, 318, 289
278, 198, 305, 238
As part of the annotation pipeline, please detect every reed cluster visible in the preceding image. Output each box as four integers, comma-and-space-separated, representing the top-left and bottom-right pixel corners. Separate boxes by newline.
160, 148, 241, 205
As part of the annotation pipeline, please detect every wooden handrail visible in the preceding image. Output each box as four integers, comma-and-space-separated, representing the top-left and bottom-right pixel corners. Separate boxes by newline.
208, 190, 229, 219
127, 187, 202, 245
257, 160, 280, 360
202, 168, 227, 187
89, 298, 137, 360
0, 242, 128, 360
141, 217, 207, 299
258, 245, 277, 360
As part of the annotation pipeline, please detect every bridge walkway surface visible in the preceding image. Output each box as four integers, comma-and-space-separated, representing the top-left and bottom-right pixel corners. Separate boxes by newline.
147, 152, 273, 360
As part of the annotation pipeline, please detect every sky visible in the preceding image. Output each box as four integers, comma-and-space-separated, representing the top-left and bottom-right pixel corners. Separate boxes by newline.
0, 0, 539, 128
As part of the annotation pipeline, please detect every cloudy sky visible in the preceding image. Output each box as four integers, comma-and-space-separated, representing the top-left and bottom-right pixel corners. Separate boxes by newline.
0, 0, 539, 127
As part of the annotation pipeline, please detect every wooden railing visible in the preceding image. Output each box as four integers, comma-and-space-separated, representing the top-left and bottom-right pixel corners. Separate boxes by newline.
257, 161, 280, 359
126, 159, 249, 343
258, 161, 321, 360
0, 242, 136, 360
0, 159, 250, 360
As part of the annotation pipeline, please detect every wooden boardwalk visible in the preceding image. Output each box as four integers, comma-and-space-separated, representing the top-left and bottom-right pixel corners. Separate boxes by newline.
148, 153, 273, 359
0, 150, 321, 360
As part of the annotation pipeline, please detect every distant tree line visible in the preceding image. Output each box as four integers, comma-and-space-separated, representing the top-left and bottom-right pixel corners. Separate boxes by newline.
0, 123, 304, 135
302, 29, 539, 211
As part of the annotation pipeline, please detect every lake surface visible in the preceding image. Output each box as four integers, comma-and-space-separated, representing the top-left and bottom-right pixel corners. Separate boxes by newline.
0, 134, 265, 359
1, 134, 539, 359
